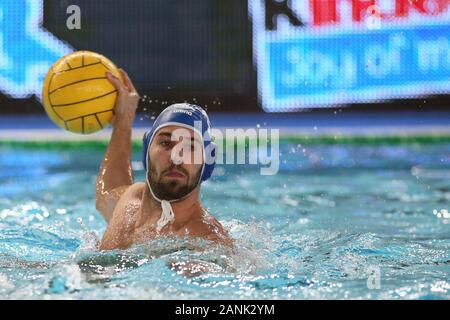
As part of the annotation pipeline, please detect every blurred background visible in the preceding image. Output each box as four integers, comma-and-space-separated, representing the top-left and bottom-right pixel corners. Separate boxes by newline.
0, 0, 449, 119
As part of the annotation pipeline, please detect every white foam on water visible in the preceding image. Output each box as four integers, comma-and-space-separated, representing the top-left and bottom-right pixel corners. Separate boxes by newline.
0, 273, 14, 292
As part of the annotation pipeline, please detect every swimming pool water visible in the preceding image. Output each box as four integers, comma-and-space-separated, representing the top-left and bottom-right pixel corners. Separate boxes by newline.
0, 142, 449, 299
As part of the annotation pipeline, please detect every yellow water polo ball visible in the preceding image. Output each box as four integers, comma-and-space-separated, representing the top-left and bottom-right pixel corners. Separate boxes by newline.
42, 50, 122, 134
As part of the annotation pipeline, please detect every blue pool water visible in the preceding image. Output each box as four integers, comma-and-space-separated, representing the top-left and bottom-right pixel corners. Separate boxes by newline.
0, 142, 449, 299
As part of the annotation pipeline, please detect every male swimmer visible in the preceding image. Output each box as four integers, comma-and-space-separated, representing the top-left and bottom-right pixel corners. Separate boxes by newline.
96, 69, 232, 250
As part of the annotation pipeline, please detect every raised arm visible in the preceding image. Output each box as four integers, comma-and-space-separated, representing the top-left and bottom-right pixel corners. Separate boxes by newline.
95, 69, 140, 222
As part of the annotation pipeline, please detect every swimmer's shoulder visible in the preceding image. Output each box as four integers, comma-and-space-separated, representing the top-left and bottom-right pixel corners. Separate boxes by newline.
198, 209, 234, 247
111, 183, 145, 219
117, 182, 146, 201
100, 183, 143, 211
201, 208, 223, 229
100, 183, 146, 250
128, 182, 146, 195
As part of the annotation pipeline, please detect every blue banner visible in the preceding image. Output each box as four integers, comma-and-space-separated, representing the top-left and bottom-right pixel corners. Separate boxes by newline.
0, 0, 72, 98
250, 0, 450, 111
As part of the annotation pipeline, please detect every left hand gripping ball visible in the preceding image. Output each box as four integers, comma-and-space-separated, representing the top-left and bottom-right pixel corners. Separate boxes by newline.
42, 51, 122, 134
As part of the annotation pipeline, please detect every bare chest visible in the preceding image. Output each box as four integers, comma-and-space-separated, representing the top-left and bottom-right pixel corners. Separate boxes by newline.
131, 215, 208, 245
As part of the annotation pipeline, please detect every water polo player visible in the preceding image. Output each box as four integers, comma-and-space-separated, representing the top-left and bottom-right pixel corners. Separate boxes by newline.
95, 70, 232, 250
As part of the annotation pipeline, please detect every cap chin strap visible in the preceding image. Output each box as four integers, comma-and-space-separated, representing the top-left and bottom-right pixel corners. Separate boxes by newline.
145, 174, 175, 233
145, 169, 202, 234
158, 200, 175, 233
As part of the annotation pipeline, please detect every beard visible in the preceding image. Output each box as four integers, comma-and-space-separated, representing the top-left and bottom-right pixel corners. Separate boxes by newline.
148, 162, 202, 201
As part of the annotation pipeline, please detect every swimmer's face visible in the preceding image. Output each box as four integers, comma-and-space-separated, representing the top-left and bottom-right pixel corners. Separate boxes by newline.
147, 125, 203, 200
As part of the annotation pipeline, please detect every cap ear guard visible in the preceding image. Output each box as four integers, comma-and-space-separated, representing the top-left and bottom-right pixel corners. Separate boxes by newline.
142, 130, 151, 172
201, 140, 217, 182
